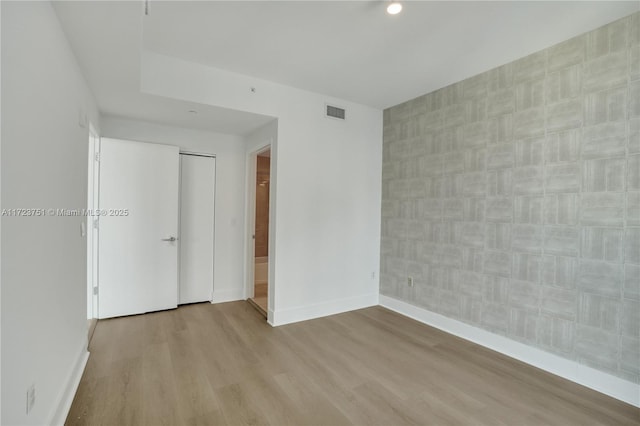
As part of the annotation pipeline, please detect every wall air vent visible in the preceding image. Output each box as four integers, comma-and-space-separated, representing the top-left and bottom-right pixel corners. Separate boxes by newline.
326, 104, 346, 120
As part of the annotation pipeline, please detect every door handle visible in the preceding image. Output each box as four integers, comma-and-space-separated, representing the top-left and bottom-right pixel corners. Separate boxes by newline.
162, 236, 177, 242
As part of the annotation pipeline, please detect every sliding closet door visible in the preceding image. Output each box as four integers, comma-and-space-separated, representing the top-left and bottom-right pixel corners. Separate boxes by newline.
179, 154, 216, 304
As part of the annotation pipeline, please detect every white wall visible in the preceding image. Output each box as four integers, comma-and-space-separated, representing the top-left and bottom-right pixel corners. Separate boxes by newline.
101, 116, 247, 303
1, 2, 99, 425
245, 120, 277, 155
142, 52, 383, 325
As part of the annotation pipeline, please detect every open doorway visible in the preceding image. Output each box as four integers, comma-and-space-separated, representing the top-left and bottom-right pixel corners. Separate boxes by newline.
248, 148, 270, 317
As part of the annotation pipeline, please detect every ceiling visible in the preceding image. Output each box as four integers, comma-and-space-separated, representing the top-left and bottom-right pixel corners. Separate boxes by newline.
142, 1, 638, 109
54, 1, 639, 135
53, 1, 275, 135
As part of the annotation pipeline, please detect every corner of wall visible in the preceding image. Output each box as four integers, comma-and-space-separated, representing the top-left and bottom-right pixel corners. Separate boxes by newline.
380, 295, 640, 407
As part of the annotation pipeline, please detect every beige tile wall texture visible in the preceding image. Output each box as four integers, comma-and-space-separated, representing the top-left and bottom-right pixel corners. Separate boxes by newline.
381, 12, 640, 383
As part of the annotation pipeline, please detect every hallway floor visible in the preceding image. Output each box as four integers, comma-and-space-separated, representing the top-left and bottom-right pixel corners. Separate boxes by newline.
249, 281, 268, 316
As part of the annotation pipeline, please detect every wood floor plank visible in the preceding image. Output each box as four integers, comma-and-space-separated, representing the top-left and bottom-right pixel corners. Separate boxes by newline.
66, 301, 640, 426
215, 383, 268, 426
141, 342, 181, 426
104, 356, 144, 426
166, 329, 222, 422
65, 377, 108, 426
272, 371, 352, 426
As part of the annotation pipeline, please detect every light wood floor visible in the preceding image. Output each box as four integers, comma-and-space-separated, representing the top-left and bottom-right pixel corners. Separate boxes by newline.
66, 302, 639, 426
249, 282, 268, 316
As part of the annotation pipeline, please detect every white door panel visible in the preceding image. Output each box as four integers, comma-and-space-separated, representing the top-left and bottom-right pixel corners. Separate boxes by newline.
179, 154, 215, 304
98, 138, 179, 319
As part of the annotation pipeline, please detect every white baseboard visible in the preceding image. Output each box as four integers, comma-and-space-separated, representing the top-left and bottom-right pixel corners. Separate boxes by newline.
379, 295, 640, 407
49, 340, 90, 426
271, 293, 379, 326
211, 288, 245, 304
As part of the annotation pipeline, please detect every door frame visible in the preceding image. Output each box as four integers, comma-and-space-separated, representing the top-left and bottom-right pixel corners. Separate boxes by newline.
244, 143, 272, 304
87, 124, 100, 320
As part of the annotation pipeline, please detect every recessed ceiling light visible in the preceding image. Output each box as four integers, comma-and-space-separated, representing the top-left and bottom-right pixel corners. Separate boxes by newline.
387, 2, 402, 15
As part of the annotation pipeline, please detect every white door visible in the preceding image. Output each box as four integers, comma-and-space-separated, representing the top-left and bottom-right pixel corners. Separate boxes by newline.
179, 154, 216, 304
98, 138, 180, 319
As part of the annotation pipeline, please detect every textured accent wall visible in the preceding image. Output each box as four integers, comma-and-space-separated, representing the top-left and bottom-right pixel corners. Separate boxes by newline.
381, 12, 640, 383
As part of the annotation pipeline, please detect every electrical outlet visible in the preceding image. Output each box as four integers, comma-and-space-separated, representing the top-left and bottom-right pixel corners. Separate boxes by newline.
26, 384, 35, 414
407, 277, 414, 287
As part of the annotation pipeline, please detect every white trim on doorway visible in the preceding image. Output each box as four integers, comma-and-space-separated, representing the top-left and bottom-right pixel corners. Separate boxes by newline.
86, 124, 100, 322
